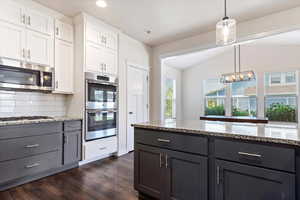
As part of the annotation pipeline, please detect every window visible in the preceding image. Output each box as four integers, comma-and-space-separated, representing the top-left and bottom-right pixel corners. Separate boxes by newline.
265, 72, 297, 122
164, 78, 176, 119
232, 80, 257, 117
268, 72, 296, 86
204, 79, 225, 116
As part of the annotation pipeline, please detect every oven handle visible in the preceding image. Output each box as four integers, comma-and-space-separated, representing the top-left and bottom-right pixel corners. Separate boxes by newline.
86, 109, 117, 114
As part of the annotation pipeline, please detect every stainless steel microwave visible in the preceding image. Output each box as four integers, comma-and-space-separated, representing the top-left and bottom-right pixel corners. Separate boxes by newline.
0, 59, 54, 92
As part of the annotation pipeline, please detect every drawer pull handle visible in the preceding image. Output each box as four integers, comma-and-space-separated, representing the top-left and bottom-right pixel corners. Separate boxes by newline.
157, 138, 170, 143
238, 152, 262, 158
99, 147, 107, 150
25, 144, 40, 148
25, 163, 40, 168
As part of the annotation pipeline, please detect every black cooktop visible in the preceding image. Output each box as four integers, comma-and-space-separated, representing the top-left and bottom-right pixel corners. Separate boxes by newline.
0, 116, 54, 122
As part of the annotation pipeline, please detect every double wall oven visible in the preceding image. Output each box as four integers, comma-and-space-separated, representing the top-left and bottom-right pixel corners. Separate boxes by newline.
85, 72, 118, 141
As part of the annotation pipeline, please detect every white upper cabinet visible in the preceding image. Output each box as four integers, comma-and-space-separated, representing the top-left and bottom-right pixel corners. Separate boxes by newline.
86, 22, 118, 51
85, 21, 118, 75
55, 39, 74, 93
26, 30, 52, 66
24, 8, 53, 35
0, 20, 25, 61
55, 20, 73, 43
0, 0, 23, 26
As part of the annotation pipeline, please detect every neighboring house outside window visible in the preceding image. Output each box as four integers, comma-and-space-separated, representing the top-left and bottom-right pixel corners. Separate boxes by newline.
232, 80, 257, 117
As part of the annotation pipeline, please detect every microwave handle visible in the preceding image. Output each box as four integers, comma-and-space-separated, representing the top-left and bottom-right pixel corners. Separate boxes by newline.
40, 71, 44, 87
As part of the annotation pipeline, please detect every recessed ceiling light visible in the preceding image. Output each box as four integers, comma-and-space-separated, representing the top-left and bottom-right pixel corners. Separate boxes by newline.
96, 0, 107, 8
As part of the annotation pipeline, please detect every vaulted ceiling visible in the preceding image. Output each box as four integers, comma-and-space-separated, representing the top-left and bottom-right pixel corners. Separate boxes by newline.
33, 0, 300, 46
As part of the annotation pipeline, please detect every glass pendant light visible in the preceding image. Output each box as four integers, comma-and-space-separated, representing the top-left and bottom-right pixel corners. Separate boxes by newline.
220, 45, 255, 83
216, 0, 237, 45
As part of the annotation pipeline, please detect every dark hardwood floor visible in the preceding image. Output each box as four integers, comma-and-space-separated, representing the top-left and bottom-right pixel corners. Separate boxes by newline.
0, 153, 139, 200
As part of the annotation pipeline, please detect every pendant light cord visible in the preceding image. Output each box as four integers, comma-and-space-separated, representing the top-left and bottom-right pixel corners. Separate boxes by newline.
238, 45, 241, 73
224, 0, 227, 17
234, 45, 236, 75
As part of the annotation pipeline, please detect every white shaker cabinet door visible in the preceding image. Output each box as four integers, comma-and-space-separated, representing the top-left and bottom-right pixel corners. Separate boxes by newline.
105, 32, 118, 51
55, 20, 73, 43
103, 49, 117, 75
86, 42, 104, 73
86, 23, 101, 45
26, 30, 52, 66
25, 9, 53, 35
55, 39, 74, 93
0, 0, 24, 26
0, 21, 25, 61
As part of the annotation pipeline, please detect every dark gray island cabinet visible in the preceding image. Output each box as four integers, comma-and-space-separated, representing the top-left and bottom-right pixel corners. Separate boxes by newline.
134, 128, 297, 200
0, 119, 82, 191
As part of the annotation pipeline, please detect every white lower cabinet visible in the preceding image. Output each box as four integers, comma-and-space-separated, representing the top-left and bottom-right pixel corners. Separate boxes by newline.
0, 20, 25, 61
26, 30, 52, 66
84, 136, 118, 161
54, 39, 74, 93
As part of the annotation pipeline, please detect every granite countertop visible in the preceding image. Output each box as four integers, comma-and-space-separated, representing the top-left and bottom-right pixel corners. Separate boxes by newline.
133, 120, 300, 147
0, 116, 82, 127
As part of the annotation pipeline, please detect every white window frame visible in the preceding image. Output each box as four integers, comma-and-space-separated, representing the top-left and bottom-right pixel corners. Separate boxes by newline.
203, 70, 299, 124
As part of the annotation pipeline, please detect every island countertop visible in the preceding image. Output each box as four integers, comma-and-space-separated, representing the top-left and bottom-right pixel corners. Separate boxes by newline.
133, 120, 300, 147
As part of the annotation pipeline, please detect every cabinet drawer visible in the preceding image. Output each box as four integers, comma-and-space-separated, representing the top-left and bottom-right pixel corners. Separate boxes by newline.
85, 136, 117, 160
0, 151, 61, 184
0, 122, 63, 139
214, 139, 295, 172
64, 120, 82, 132
135, 129, 208, 155
0, 133, 62, 162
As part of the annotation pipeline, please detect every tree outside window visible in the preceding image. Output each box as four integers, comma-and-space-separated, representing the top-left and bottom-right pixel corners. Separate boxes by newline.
165, 79, 176, 119
204, 79, 226, 116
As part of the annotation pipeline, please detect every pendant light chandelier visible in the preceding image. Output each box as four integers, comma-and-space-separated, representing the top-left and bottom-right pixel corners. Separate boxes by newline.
216, 0, 237, 45
220, 45, 255, 83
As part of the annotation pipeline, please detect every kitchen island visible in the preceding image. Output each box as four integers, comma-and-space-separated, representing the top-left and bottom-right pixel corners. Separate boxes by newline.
133, 120, 300, 200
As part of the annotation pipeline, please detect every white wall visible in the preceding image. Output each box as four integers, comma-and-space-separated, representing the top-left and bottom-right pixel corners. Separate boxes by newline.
150, 6, 300, 121
118, 33, 152, 156
182, 45, 300, 120
162, 64, 183, 120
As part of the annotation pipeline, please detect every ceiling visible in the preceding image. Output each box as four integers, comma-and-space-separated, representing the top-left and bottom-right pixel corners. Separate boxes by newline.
164, 30, 300, 69
33, 0, 300, 46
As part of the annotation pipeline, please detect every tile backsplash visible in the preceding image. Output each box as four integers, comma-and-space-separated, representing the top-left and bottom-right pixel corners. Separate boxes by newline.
0, 91, 67, 117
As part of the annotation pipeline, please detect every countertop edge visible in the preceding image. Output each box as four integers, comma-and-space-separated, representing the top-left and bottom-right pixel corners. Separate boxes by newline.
133, 124, 300, 147
0, 117, 83, 127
